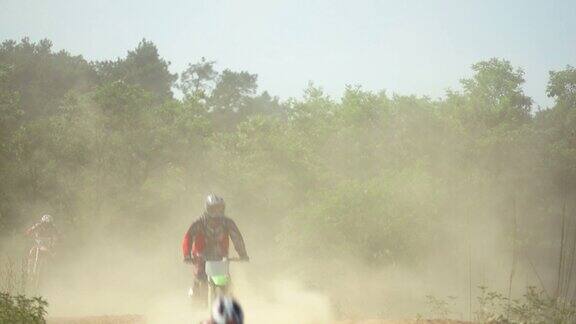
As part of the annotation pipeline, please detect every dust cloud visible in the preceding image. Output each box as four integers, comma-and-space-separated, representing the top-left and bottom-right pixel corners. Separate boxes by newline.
0, 38, 569, 323
14, 203, 335, 324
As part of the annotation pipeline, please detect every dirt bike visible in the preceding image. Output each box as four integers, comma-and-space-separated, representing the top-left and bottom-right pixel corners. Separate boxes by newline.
188, 256, 246, 311
27, 237, 54, 290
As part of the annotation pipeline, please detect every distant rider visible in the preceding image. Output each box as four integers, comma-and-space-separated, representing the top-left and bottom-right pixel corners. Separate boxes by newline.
26, 214, 58, 245
201, 296, 244, 324
182, 195, 249, 302
26, 214, 58, 267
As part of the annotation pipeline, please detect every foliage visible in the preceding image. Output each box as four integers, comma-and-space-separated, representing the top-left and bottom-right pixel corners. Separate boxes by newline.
425, 294, 457, 319
476, 286, 576, 324
1, 37, 576, 316
0, 292, 47, 324
94, 39, 176, 101
0, 257, 27, 296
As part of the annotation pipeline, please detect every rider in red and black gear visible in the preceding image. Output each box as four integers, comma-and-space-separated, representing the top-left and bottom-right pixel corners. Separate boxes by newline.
26, 214, 58, 245
26, 214, 58, 271
182, 195, 249, 301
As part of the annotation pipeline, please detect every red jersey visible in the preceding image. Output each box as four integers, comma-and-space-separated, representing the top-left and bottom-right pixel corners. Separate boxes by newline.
182, 214, 247, 260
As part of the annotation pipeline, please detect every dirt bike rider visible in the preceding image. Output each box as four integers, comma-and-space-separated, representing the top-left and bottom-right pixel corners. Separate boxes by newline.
26, 214, 58, 244
201, 296, 243, 324
182, 195, 249, 301
26, 214, 58, 258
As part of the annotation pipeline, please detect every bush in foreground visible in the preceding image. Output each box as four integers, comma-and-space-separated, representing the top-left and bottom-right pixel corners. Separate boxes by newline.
476, 286, 576, 323
0, 292, 47, 324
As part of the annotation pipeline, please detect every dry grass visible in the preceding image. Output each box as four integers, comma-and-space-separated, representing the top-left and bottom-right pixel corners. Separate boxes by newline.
0, 256, 28, 295
336, 320, 470, 324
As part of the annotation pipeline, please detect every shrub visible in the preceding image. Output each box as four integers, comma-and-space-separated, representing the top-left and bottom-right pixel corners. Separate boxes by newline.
476, 286, 576, 323
0, 292, 47, 324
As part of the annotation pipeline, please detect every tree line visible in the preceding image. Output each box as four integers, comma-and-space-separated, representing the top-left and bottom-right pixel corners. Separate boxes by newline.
1, 38, 576, 305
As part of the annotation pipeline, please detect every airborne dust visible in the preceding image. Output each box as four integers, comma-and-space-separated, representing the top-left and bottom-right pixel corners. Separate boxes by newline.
0, 38, 574, 324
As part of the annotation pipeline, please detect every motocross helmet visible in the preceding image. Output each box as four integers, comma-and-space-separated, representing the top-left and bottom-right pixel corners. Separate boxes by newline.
41, 214, 53, 223
206, 194, 225, 216
212, 296, 243, 324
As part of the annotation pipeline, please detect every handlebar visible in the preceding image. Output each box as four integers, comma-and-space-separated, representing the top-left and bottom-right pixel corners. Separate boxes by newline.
224, 257, 246, 262
187, 256, 248, 263
198, 257, 247, 262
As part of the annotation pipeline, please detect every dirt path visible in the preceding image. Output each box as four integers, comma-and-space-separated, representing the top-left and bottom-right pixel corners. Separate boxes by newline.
48, 316, 470, 324
47, 315, 145, 324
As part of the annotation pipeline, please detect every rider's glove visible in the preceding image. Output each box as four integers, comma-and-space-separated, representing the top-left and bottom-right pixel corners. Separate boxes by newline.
183, 255, 193, 264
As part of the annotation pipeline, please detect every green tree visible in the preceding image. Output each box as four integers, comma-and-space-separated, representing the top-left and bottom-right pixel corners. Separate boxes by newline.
179, 57, 218, 101
547, 65, 576, 109
460, 58, 532, 127
210, 69, 258, 112
95, 39, 176, 101
0, 38, 95, 119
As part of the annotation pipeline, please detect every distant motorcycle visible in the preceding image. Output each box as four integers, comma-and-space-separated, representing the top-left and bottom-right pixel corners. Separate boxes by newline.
27, 237, 55, 289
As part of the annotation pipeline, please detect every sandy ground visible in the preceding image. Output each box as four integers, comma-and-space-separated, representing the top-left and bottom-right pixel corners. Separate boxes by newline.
47, 316, 471, 324
47, 315, 146, 324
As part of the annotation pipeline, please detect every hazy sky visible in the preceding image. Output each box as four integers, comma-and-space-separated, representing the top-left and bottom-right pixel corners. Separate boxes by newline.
1, 0, 575, 107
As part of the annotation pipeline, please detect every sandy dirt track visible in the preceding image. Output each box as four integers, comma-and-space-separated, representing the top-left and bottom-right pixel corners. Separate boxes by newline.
47, 316, 470, 324
47, 315, 145, 324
